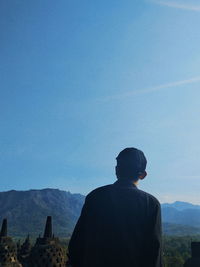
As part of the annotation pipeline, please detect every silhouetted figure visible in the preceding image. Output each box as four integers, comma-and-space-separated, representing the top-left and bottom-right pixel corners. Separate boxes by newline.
184, 242, 200, 266
68, 147, 163, 267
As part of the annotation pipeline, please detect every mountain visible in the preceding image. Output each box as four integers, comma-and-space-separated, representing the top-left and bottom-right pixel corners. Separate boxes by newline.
162, 201, 200, 211
0, 188, 85, 238
161, 201, 200, 228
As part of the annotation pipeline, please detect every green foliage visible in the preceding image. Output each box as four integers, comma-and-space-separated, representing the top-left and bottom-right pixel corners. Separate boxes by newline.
164, 255, 184, 267
163, 235, 200, 267
163, 222, 200, 236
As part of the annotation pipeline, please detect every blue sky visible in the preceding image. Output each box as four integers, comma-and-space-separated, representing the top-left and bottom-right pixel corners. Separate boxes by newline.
1, 0, 200, 203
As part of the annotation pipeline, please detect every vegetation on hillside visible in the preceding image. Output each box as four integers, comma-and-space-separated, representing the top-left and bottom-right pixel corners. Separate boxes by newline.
0, 189, 85, 237
163, 235, 200, 267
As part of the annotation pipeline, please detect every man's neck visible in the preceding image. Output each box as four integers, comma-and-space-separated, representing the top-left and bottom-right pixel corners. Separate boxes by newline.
116, 178, 138, 187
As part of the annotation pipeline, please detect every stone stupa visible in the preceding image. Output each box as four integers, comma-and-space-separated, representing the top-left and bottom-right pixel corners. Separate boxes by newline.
18, 235, 32, 267
0, 219, 22, 267
28, 216, 66, 267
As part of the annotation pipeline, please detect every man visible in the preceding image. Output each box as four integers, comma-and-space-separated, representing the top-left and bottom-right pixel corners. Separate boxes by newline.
68, 147, 163, 267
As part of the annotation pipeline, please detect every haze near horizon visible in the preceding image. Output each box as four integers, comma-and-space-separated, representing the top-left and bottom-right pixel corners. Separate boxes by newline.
1, 0, 200, 204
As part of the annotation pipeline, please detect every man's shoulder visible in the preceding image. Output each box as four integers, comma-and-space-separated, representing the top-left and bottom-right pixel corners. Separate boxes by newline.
86, 184, 113, 200
86, 184, 160, 206
137, 188, 161, 207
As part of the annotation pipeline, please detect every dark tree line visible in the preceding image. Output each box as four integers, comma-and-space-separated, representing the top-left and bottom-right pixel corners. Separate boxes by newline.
62, 235, 200, 267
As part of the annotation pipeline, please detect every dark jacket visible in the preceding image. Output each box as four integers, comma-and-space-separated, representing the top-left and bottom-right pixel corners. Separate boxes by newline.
68, 180, 163, 267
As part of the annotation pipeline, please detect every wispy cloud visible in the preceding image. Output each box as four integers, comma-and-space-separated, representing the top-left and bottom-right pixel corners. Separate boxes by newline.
151, 0, 200, 11
105, 76, 200, 100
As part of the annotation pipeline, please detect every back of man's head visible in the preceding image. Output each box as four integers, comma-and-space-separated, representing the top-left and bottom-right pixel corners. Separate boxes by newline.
116, 147, 147, 181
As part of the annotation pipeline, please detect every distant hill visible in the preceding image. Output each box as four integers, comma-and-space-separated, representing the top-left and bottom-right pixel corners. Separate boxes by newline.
162, 201, 200, 211
0, 189, 85, 238
161, 201, 200, 228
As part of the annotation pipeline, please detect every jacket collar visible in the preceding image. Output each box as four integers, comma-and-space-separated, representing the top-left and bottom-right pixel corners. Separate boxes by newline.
113, 179, 137, 188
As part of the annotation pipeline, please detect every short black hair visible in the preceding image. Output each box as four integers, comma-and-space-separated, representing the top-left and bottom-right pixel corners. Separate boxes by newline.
116, 147, 147, 180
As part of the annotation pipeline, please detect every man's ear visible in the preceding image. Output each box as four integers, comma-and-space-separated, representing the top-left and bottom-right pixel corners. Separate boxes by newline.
138, 171, 147, 180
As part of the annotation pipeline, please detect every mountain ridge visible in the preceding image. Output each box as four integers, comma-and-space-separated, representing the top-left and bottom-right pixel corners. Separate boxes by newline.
161, 201, 200, 211
0, 188, 85, 238
161, 202, 200, 228
1, 188, 200, 237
